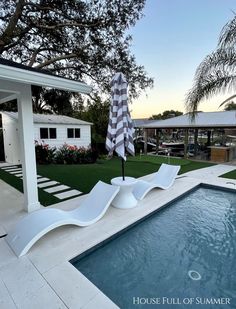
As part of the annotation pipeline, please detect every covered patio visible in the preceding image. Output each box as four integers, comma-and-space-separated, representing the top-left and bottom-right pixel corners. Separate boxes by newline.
141, 111, 236, 162
0, 58, 92, 213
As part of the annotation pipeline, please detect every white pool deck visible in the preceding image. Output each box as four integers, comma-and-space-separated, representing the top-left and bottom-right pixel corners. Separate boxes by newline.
0, 163, 235, 309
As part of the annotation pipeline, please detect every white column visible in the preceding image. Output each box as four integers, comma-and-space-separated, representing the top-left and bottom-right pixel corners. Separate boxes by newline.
17, 84, 40, 212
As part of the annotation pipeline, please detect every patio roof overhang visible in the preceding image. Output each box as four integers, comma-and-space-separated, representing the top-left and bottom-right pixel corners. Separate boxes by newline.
0, 58, 92, 213
140, 111, 236, 130
0, 59, 92, 104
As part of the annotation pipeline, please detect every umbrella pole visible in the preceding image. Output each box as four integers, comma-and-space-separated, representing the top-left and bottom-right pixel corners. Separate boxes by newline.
122, 137, 126, 181
121, 158, 125, 181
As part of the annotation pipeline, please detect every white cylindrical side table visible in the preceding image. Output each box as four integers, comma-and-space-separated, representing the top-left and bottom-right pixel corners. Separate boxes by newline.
111, 176, 138, 209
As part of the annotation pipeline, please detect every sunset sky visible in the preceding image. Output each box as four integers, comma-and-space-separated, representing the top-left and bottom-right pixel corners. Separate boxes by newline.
130, 0, 236, 118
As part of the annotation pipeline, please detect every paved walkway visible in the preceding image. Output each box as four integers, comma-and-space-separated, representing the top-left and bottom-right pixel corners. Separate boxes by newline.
183, 164, 236, 179
0, 163, 235, 308
0, 164, 82, 201
225, 159, 236, 165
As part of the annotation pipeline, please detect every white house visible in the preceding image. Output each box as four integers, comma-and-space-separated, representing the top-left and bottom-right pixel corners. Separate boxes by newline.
1, 111, 92, 164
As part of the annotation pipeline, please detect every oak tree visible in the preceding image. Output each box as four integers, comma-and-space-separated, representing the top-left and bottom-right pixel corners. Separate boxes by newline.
0, 0, 153, 113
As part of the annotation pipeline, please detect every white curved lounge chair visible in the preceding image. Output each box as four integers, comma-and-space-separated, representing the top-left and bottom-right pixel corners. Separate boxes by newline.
6, 181, 119, 257
132, 163, 180, 200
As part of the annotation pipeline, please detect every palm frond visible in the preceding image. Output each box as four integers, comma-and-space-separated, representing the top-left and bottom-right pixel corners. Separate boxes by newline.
195, 47, 236, 81
185, 46, 236, 118
186, 72, 236, 115
218, 94, 236, 108
219, 15, 236, 48
186, 15, 236, 119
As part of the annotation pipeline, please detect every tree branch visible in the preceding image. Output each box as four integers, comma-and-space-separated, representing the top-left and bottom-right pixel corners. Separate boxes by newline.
31, 20, 104, 30
51, 66, 102, 82
0, 0, 25, 52
35, 53, 78, 68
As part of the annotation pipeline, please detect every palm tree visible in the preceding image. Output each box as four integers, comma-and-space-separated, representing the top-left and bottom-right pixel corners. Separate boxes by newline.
186, 15, 236, 114
224, 101, 236, 110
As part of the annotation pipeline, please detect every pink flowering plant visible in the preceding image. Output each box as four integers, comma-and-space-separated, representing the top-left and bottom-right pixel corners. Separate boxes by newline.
53, 144, 98, 164
35, 140, 56, 164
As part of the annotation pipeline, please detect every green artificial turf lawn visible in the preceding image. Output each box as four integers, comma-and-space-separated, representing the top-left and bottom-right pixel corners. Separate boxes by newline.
0, 155, 216, 206
220, 169, 236, 180
37, 156, 215, 195
0, 168, 60, 206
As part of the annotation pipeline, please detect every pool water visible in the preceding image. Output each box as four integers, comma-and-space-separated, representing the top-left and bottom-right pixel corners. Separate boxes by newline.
72, 187, 236, 308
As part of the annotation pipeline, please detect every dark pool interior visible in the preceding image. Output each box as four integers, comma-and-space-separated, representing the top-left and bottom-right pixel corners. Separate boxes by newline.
71, 186, 236, 308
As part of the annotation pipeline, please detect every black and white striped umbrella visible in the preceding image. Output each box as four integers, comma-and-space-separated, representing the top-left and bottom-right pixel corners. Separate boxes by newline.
106, 72, 135, 179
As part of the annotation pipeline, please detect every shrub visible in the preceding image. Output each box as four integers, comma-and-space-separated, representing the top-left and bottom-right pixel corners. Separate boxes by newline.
53, 144, 98, 164
54, 144, 75, 164
35, 141, 56, 164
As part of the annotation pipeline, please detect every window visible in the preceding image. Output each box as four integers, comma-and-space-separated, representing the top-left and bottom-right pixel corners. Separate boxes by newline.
40, 128, 57, 139
67, 128, 80, 138
40, 128, 48, 139
67, 128, 74, 138
75, 128, 80, 138
49, 128, 57, 139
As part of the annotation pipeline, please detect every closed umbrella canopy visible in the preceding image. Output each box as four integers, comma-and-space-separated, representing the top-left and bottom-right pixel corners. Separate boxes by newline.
106, 72, 135, 179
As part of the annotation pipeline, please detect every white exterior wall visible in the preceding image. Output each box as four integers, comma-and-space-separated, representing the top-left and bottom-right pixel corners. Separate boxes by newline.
2, 114, 21, 164
2, 117, 92, 164
34, 123, 91, 148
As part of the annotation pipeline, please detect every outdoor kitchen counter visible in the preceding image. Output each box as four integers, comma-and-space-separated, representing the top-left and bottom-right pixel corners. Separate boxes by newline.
208, 146, 236, 162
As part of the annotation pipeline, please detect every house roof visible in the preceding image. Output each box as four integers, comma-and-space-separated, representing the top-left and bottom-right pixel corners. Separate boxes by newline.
132, 118, 157, 128
0, 58, 92, 96
1, 112, 92, 125
141, 111, 236, 129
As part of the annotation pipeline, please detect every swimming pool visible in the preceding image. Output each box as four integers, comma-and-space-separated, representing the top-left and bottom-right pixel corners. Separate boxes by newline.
71, 186, 236, 308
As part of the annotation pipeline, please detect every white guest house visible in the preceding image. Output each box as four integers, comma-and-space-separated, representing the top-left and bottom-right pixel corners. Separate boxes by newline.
1, 111, 92, 164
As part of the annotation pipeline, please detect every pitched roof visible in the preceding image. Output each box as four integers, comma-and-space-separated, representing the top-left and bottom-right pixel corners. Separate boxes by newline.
141, 111, 236, 129
1, 112, 92, 125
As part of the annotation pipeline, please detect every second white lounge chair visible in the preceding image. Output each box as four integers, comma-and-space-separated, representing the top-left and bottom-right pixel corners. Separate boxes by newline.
132, 163, 180, 200
6, 181, 119, 257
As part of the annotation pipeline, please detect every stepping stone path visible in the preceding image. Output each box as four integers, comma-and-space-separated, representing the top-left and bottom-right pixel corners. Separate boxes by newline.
9, 170, 23, 174
7, 169, 22, 173
44, 185, 70, 193
54, 189, 82, 200
1, 166, 19, 170
20, 175, 42, 179
0, 165, 83, 201
37, 181, 59, 188
37, 177, 50, 183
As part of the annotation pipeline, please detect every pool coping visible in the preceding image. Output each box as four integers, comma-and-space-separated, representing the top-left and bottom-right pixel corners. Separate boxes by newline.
0, 164, 236, 308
